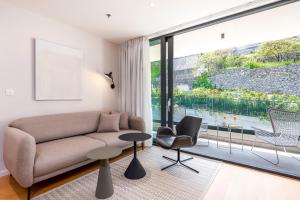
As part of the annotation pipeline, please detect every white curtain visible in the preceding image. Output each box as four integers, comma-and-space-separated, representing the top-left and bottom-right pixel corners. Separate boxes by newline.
118, 37, 153, 146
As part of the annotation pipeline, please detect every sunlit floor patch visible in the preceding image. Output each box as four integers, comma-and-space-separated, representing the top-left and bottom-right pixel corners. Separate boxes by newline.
182, 139, 300, 179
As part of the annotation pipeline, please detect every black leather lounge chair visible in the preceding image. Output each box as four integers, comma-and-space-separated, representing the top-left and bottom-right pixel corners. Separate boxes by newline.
156, 116, 202, 173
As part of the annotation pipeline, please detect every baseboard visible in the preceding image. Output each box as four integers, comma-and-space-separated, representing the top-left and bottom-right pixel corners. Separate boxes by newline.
0, 169, 10, 177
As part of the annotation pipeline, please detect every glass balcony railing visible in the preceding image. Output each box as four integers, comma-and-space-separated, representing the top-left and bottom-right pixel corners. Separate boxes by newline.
152, 96, 300, 131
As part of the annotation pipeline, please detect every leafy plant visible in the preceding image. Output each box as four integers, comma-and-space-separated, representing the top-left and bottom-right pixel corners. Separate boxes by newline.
192, 73, 215, 89
243, 59, 265, 69
224, 55, 246, 69
195, 37, 300, 71
151, 62, 160, 82
197, 50, 227, 73
256, 38, 300, 62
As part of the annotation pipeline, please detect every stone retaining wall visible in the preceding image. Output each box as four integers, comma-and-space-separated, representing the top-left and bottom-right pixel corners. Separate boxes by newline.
209, 65, 300, 96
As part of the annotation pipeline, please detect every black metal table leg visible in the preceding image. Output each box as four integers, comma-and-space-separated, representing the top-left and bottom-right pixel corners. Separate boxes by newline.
124, 141, 146, 179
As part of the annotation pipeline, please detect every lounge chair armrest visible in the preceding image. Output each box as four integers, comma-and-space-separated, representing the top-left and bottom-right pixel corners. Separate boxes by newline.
129, 116, 145, 132
200, 123, 208, 131
3, 127, 36, 188
252, 127, 271, 132
172, 135, 193, 148
157, 126, 175, 136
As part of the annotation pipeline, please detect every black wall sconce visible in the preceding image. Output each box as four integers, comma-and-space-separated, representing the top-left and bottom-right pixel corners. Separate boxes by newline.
104, 72, 115, 89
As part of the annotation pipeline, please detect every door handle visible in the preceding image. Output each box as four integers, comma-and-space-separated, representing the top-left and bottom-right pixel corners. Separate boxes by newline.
168, 98, 171, 112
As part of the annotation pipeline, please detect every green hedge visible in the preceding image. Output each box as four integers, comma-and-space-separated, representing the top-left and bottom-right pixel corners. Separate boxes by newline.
152, 87, 300, 120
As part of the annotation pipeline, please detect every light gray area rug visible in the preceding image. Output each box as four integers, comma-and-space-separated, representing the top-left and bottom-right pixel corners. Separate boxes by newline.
33, 147, 221, 200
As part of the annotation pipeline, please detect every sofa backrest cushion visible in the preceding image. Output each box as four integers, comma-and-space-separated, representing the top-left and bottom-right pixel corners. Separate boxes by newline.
9, 111, 101, 143
97, 113, 120, 132
110, 111, 129, 130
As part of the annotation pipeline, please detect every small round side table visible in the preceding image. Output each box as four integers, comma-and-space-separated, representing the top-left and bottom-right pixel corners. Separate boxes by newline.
87, 146, 122, 199
119, 133, 151, 179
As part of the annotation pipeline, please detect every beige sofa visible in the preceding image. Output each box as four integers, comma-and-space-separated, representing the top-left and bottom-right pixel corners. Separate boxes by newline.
3, 111, 145, 189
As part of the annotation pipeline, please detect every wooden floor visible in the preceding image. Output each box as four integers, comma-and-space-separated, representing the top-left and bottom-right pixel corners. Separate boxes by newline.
204, 164, 300, 200
1, 147, 300, 200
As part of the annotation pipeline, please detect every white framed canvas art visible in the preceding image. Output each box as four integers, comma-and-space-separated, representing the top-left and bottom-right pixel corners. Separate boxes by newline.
35, 39, 83, 100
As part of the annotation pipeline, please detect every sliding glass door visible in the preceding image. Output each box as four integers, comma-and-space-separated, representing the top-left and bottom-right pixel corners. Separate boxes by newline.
150, 36, 174, 139
172, 1, 300, 131
151, 0, 300, 139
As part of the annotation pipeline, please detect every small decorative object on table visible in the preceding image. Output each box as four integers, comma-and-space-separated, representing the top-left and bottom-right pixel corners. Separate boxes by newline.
222, 114, 227, 126
233, 115, 237, 122
217, 115, 244, 154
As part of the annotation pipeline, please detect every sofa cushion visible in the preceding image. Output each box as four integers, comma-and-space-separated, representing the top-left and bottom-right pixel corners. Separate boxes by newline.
86, 130, 140, 148
111, 111, 129, 130
10, 111, 101, 143
97, 113, 120, 132
119, 112, 129, 130
34, 136, 105, 177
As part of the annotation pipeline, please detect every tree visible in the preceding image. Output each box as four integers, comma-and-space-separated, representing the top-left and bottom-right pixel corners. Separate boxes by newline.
151, 61, 160, 82
197, 50, 226, 73
256, 38, 300, 61
224, 55, 246, 68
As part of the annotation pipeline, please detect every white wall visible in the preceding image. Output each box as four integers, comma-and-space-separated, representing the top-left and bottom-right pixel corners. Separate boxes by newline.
0, 1, 119, 175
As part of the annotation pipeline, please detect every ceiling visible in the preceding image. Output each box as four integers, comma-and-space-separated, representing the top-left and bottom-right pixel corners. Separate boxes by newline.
8, 0, 262, 44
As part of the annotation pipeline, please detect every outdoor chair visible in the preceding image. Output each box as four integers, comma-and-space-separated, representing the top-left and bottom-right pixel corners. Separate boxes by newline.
191, 104, 210, 146
251, 109, 300, 165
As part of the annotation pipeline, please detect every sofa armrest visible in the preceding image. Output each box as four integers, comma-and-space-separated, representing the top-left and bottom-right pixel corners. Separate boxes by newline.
129, 116, 145, 132
3, 127, 36, 188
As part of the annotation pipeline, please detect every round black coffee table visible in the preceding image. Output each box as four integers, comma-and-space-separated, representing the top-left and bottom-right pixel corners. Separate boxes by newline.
119, 133, 151, 179
87, 147, 122, 199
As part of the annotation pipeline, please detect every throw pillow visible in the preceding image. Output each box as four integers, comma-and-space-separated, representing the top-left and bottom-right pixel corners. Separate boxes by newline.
97, 113, 120, 132
110, 111, 129, 130
119, 112, 129, 129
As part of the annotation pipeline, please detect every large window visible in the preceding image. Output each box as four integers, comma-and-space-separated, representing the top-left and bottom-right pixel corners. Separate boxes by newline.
150, 1, 300, 134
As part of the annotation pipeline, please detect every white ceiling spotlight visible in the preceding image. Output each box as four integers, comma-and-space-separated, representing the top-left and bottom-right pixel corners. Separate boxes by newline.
150, 1, 155, 7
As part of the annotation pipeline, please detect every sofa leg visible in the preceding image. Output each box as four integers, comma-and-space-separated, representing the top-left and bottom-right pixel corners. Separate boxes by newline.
142, 142, 144, 150
27, 187, 31, 200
